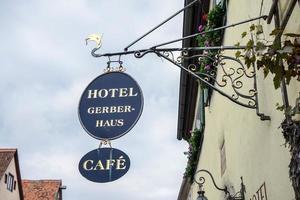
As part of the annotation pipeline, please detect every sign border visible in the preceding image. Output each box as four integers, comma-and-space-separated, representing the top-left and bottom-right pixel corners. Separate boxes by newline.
78, 71, 144, 140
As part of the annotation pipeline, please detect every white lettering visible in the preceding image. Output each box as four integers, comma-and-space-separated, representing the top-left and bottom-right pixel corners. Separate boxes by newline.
83, 160, 94, 171
110, 106, 117, 113
124, 106, 132, 112
116, 156, 126, 170
109, 88, 118, 97
117, 119, 124, 126
94, 160, 105, 170
129, 87, 138, 97
106, 159, 116, 170
95, 119, 124, 127
98, 89, 108, 98
87, 90, 98, 98
86, 88, 139, 99
119, 88, 128, 97
102, 107, 109, 113
87, 106, 134, 114
96, 120, 103, 127
87, 107, 94, 114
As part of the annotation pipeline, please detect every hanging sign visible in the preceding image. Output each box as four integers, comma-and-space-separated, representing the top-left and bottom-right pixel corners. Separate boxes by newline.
78, 71, 143, 140
78, 148, 130, 183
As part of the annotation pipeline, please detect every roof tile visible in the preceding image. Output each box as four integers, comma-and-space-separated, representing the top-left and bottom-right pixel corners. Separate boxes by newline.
0, 149, 16, 179
22, 180, 62, 200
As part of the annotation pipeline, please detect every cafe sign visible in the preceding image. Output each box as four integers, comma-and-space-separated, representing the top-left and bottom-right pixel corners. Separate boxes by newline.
79, 148, 130, 183
78, 71, 143, 140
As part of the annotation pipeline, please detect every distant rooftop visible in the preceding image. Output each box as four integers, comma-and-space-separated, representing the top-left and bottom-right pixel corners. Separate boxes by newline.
22, 180, 63, 200
0, 148, 17, 179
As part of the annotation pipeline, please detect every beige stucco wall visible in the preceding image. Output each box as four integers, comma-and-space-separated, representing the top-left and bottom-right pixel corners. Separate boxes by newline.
0, 157, 21, 200
188, 0, 300, 200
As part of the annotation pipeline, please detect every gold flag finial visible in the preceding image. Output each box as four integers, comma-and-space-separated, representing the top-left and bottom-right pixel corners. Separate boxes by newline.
85, 33, 103, 49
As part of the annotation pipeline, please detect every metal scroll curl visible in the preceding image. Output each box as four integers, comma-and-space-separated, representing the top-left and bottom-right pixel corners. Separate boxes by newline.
162, 50, 258, 108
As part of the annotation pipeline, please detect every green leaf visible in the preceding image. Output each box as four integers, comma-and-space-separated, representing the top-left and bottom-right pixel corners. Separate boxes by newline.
241, 31, 247, 38
272, 40, 281, 50
250, 24, 255, 31
256, 41, 266, 51
235, 50, 241, 58
246, 39, 254, 49
270, 29, 283, 36
256, 25, 263, 34
250, 55, 256, 63
244, 57, 252, 68
234, 42, 240, 47
275, 103, 285, 111
257, 59, 264, 70
273, 74, 281, 89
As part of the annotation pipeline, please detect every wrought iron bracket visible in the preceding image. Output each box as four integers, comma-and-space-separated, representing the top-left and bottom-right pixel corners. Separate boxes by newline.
87, 4, 271, 121
90, 44, 270, 121
194, 169, 246, 200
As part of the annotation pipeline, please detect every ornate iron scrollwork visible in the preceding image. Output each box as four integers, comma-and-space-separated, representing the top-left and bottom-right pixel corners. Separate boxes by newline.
157, 49, 258, 109
87, 15, 270, 120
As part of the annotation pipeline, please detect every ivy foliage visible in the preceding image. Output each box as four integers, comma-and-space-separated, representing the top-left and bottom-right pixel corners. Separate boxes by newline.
235, 25, 300, 89
236, 25, 300, 199
281, 119, 300, 199
184, 129, 203, 180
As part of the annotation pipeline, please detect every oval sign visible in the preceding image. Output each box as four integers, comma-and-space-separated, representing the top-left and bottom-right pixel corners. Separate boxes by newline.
78, 148, 130, 183
78, 72, 143, 140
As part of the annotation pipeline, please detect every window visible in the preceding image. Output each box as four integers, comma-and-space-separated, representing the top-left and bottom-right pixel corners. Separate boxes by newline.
6, 173, 14, 192
4, 174, 7, 184
194, 88, 205, 130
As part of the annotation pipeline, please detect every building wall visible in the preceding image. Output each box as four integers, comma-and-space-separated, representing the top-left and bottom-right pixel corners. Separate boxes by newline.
188, 0, 299, 200
0, 158, 21, 200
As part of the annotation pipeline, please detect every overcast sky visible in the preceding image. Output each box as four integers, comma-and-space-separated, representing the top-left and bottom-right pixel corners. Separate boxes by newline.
0, 1, 188, 199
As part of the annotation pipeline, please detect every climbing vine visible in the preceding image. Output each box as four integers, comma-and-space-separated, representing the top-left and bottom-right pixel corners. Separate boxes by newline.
281, 119, 300, 199
234, 25, 300, 89
184, 129, 203, 180
235, 25, 300, 199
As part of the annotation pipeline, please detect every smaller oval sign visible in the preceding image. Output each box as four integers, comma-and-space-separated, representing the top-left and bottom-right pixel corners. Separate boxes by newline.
78, 148, 130, 183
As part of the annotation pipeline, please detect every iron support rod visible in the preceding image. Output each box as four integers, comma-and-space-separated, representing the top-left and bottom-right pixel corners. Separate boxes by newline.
280, 0, 297, 33
92, 46, 248, 58
151, 15, 268, 49
267, 0, 279, 24
274, 0, 297, 41
123, 0, 200, 51
273, 9, 291, 119
155, 51, 256, 109
251, 34, 271, 120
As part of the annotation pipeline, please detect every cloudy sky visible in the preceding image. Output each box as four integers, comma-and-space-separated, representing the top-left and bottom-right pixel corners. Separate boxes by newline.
0, 0, 188, 199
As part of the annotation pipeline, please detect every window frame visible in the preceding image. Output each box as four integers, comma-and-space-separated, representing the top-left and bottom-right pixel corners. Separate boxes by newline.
6, 173, 14, 192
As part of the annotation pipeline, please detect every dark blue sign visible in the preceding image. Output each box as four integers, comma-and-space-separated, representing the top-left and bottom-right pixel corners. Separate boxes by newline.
79, 148, 130, 183
78, 72, 143, 140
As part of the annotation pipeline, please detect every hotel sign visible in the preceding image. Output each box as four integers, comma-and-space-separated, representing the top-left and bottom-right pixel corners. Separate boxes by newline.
78, 72, 144, 140
79, 148, 130, 183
